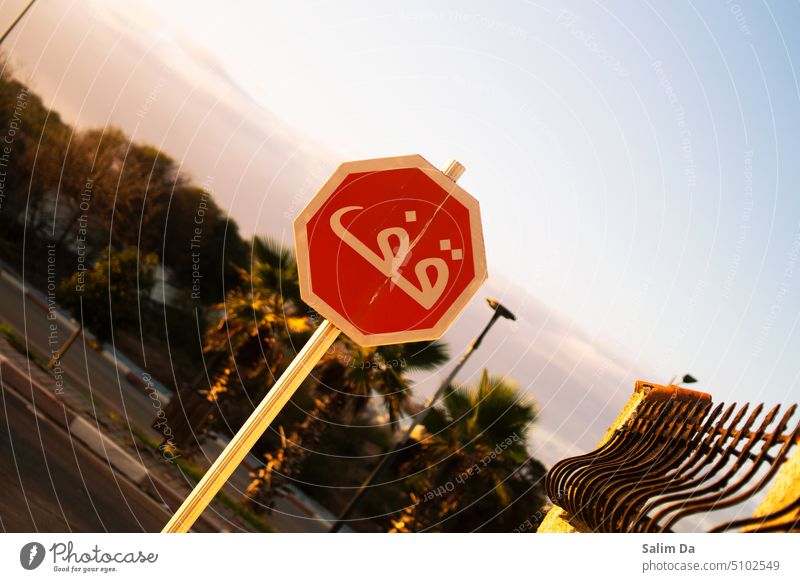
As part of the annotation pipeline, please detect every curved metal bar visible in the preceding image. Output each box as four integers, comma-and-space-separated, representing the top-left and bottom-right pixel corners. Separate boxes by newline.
542, 382, 800, 533
593, 400, 711, 532
630, 403, 755, 532
709, 474, 800, 532
659, 405, 795, 532
566, 401, 674, 525
644, 403, 772, 532
611, 402, 728, 531
545, 400, 662, 513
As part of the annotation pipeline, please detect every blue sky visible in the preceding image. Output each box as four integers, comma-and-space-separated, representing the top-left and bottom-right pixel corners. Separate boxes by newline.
3, 0, 800, 463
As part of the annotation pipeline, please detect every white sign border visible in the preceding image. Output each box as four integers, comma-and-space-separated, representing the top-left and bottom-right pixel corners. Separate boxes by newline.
293, 154, 488, 347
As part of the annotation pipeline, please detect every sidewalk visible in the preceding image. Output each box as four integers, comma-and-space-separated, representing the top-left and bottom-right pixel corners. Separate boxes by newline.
0, 333, 258, 533
0, 265, 173, 402
0, 262, 330, 532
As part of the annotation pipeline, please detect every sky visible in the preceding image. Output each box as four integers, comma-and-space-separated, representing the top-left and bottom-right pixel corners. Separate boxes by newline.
2, 0, 800, 469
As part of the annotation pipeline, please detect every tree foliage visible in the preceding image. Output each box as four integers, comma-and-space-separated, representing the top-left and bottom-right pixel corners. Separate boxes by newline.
1, 64, 247, 305
389, 370, 549, 532
195, 239, 449, 512
58, 246, 158, 341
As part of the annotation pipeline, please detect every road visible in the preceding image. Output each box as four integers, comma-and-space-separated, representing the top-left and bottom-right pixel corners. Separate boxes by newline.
0, 385, 169, 532
0, 273, 161, 435
0, 271, 337, 532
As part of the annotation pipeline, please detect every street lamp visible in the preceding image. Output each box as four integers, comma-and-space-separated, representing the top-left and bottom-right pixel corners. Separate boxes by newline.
328, 297, 517, 532
0, 0, 37, 46
668, 373, 698, 386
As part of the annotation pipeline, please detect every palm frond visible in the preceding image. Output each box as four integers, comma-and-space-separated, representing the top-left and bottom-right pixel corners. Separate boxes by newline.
252, 236, 296, 270
441, 383, 473, 421
251, 236, 301, 303
376, 340, 449, 373
473, 372, 537, 443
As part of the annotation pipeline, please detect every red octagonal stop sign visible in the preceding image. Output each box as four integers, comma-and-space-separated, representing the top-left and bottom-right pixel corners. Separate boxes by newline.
294, 155, 487, 346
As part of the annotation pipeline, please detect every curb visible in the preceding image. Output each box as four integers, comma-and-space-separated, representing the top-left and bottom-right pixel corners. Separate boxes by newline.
1, 268, 173, 402
68, 415, 150, 484
1, 270, 77, 331
0, 354, 74, 426
0, 353, 147, 484
0, 352, 230, 532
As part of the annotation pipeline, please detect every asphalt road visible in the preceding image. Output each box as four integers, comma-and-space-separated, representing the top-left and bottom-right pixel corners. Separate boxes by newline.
0, 385, 170, 532
0, 271, 337, 532
0, 273, 160, 435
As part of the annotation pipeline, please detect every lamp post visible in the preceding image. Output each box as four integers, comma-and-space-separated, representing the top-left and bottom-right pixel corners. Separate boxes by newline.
0, 0, 36, 46
328, 297, 517, 532
668, 373, 698, 387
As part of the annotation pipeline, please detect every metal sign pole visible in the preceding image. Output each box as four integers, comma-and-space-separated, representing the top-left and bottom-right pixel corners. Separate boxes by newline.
162, 319, 340, 533
164, 154, 487, 533
329, 298, 515, 532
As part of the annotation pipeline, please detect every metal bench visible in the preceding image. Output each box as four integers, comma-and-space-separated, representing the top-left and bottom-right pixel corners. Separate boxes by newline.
538, 381, 800, 533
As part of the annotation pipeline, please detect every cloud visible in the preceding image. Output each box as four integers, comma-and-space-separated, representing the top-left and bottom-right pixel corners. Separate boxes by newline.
7, 0, 340, 238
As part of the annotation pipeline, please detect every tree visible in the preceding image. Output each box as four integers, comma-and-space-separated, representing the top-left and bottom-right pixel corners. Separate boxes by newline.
47, 127, 184, 255
194, 238, 312, 449
112, 143, 182, 251
389, 370, 548, 532
0, 64, 250, 395
58, 246, 158, 341
51, 127, 130, 249
0, 62, 70, 241
161, 185, 248, 304
254, 336, 449, 501
200, 283, 312, 427
194, 238, 450, 512
249, 236, 301, 305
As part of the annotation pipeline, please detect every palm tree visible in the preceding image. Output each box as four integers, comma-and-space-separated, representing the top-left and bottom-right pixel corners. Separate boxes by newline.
244, 338, 449, 511
197, 236, 311, 439
249, 236, 301, 305
194, 236, 449, 510
389, 370, 548, 532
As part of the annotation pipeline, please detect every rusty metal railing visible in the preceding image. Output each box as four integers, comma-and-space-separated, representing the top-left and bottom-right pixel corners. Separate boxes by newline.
540, 381, 800, 533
